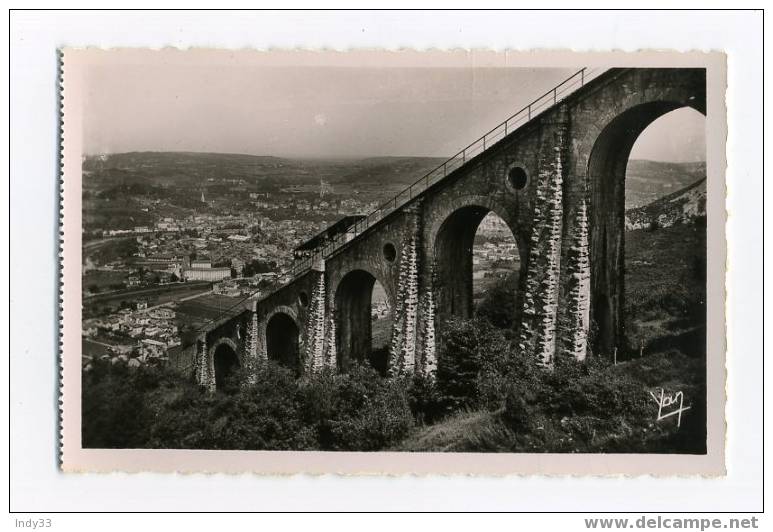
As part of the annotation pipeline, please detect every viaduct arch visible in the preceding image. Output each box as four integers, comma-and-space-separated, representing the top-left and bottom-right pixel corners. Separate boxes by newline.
263, 306, 301, 373
210, 337, 240, 391
178, 67, 707, 387
429, 194, 525, 326
334, 268, 384, 371
573, 76, 706, 356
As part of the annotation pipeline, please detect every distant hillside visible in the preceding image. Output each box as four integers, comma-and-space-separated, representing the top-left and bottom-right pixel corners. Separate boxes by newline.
333, 157, 708, 193
83, 151, 283, 171
82, 153, 706, 197
625, 160, 706, 208
83, 151, 292, 187
332, 156, 450, 185
625, 177, 706, 230
82, 152, 449, 188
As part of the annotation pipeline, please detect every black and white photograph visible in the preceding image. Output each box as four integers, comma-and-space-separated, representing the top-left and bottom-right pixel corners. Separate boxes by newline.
61, 49, 725, 467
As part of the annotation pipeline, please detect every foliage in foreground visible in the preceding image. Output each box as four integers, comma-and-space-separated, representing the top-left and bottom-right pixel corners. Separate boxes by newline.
399, 316, 706, 453
83, 313, 705, 454
83, 361, 414, 451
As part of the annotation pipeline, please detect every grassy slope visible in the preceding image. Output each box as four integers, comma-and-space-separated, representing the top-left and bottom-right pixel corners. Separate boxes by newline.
624, 223, 706, 356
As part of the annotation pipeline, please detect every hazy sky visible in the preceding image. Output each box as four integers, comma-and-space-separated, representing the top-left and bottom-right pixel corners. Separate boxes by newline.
82, 53, 705, 161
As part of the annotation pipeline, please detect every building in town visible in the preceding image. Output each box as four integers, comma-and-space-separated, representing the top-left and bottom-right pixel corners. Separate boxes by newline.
182, 266, 231, 282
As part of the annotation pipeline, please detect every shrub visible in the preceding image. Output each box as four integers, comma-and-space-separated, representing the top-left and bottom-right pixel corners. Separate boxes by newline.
298, 364, 414, 451
435, 317, 499, 411
82, 360, 194, 448
406, 372, 445, 424
367, 346, 390, 376
496, 355, 661, 452
475, 272, 520, 329
478, 335, 540, 411
212, 362, 314, 450
435, 316, 542, 415
502, 386, 531, 431
83, 358, 413, 452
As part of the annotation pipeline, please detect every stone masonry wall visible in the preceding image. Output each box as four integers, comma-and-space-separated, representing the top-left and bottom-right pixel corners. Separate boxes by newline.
417, 261, 437, 375
323, 296, 337, 369
303, 270, 327, 372
247, 300, 260, 361
518, 108, 568, 366
199, 338, 217, 392
557, 196, 591, 361
241, 301, 263, 384
388, 202, 421, 375
194, 336, 208, 386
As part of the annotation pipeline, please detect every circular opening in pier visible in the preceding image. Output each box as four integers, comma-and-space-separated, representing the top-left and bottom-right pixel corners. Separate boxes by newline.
506, 166, 528, 190
383, 242, 397, 263
298, 291, 309, 307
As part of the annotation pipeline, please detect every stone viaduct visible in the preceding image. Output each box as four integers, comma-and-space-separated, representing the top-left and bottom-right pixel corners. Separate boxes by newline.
173, 67, 706, 391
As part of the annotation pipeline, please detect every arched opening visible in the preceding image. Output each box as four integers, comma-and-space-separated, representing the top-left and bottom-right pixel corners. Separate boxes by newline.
369, 279, 392, 375
434, 205, 522, 329
588, 102, 706, 358
506, 165, 529, 190
335, 269, 386, 372
473, 212, 522, 329
213, 342, 240, 391
266, 312, 300, 373
382, 242, 397, 262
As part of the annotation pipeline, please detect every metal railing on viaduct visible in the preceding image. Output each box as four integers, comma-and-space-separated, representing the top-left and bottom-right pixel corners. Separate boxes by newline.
187, 66, 608, 340
291, 66, 606, 277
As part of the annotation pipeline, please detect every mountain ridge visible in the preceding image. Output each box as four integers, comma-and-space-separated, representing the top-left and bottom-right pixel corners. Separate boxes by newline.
82, 152, 707, 205
625, 177, 706, 230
